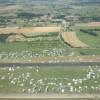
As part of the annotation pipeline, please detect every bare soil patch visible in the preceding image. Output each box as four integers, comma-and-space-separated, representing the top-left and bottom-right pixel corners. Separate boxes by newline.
61, 32, 89, 48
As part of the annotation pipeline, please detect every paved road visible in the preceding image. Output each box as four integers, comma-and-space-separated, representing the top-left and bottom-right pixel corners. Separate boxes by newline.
0, 62, 100, 67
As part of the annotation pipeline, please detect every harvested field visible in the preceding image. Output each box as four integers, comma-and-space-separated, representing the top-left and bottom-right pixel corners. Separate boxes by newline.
0, 56, 100, 63
0, 27, 61, 34
0, 5, 21, 11
61, 32, 89, 48
76, 22, 100, 27
31, 56, 100, 63
87, 22, 100, 26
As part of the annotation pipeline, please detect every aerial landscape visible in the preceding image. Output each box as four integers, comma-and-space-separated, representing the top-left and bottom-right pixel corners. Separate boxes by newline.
0, 0, 100, 99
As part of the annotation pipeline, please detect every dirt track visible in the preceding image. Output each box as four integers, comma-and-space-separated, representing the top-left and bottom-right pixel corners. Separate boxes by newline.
0, 56, 100, 67
61, 32, 89, 48
0, 94, 100, 99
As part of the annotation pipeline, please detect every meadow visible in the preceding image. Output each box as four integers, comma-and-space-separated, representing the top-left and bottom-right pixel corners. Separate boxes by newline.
0, 65, 100, 94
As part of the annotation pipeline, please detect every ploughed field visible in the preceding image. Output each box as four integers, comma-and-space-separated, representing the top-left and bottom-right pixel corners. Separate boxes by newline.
0, 27, 61, 34
61, 32, 89, 48
76, 22, 100, 27
0, 65, 100, 94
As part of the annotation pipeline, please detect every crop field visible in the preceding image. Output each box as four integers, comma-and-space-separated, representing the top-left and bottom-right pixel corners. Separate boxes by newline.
0, 30, 100, 61
0, 27, 61, 34
76, 25, 100, 48
0, 32, 74, 60
0, 0, 100, 99
0, 22, 100, 60
76, 22, 100, 27
65, 22, 100, 55
0, 22, 100, 59
0, 5, 21, 11
0, 65, 100, 94
61, 32, 89, 48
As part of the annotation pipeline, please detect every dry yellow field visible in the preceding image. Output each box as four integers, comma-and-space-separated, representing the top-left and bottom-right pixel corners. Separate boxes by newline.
0, 27, 61, 34
76, 22, 100, 27
86, 22, 100, 26
61, 32, 89, 48
31, 56, 100, 63
0, 5, 21, 11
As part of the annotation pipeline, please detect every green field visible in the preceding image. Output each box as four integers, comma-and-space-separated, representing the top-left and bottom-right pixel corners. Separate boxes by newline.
0, 66, 100, 94
69, 25, 100, 55
0, 31, 77, 60
0, 32, 73, 60
77, 32, 100, 48
0, 25, 100, 60
0, 0, 100, 99
0, 0, 100, 58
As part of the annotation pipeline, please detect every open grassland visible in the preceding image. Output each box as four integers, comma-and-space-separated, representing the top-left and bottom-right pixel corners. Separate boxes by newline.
0, 66, 100, 94
0, 38, 73, 60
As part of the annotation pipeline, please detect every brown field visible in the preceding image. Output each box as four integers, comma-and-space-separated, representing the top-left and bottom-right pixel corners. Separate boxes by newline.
0, 27, 61, 34
0, 5, 21, 13
0, 56, 100, 63
61, 32, 89, 48
86, 22, 100, 26
31, 56, 100, 63
76, 22, 100, 27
